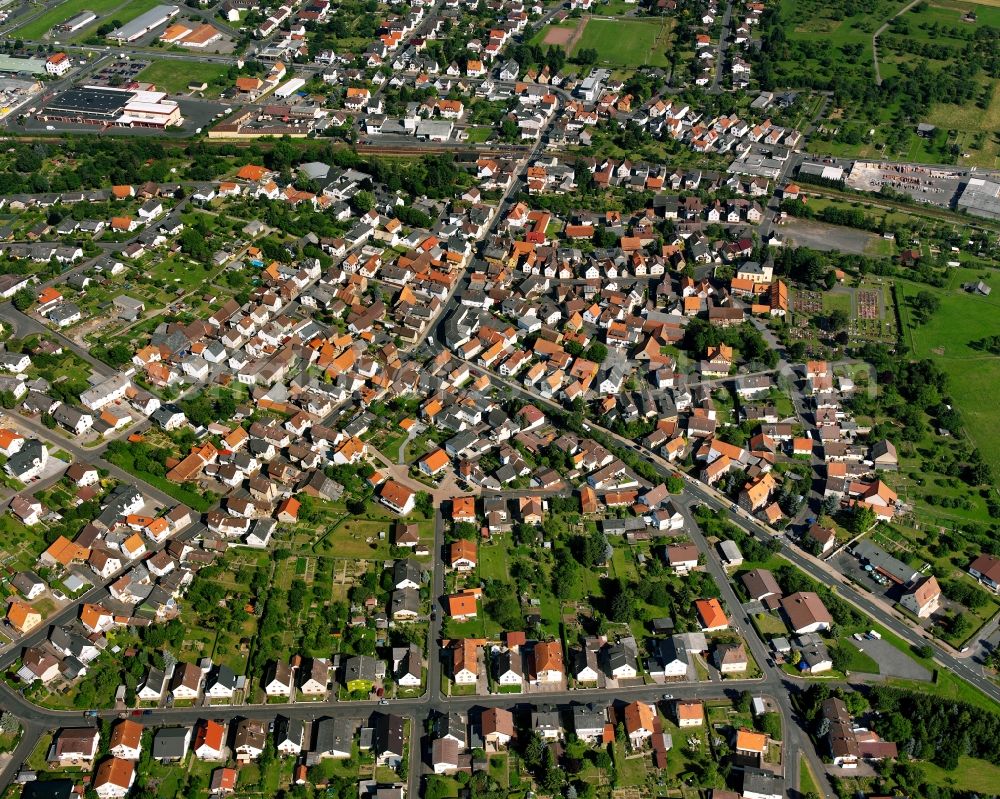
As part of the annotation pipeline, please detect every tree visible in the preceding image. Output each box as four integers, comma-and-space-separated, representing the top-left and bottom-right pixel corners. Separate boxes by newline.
541, 746, 563, 792
911, 290, 941, 324
11, 289, 33, 312
522, 733, 544, 769
846, 504, 876, 534
415, 492, 433, 518
880, 711, 912, 743
585, 342, 608, 363
755, 712, 782, 741
827, 308, 850, 331
351, 190, 375, 214
608, 580, 635, 622
552, 548, 582, 599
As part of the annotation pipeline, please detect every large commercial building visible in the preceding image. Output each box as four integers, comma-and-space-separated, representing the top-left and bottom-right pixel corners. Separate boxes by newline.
0, 55, 48, 76
59, 11, 98, 33
956, 177, 1000, 221
108, 5, 179, 42
40, 86, 183, 128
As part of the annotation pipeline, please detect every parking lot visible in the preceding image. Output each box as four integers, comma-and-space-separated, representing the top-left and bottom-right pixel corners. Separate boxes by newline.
88, 59, 148, 87
832, 550, 897, 594
846, 161, 966, 208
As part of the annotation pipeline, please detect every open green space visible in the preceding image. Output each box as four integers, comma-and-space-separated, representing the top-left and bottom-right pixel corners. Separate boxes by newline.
896, 277, 1000, 477
917, 754, 1000, 792
533, 16, 674, 68
0, 514, 50, 573
137, 60, 231, 97
14, 0, 125, 39
612, 741, 649, 787
572, 18, 674, 67
779, 0, 1000, 165
106, 0, 165, 27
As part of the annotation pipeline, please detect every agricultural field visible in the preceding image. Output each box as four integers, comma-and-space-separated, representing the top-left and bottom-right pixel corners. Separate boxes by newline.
137, 60, 231, 97
922, 80, 1000, 168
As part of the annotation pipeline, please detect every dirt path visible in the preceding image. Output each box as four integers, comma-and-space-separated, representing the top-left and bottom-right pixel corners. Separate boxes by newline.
873, 0, 922, 84
565, 16, 589, 53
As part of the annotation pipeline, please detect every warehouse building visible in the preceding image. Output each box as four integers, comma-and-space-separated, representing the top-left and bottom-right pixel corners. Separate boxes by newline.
59, 11, 98, 33
39, 86, 182, 128
956, 177, 1000, 221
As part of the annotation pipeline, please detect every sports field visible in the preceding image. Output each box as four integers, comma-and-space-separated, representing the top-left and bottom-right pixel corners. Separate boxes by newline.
535, 17, 674, 68
14, 0, 125, 39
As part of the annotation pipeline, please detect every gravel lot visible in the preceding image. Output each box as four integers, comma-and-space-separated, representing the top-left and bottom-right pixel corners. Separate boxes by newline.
780, 218, 879, 254
856, 638, 932, 681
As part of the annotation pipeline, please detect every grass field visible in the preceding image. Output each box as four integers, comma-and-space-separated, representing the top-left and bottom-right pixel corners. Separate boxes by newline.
573, 18, 673, 67
836, 639, 881, 674
14, 0, 125, 39
104, 0, 164, 27
897, 276, 1000, 476
793, 0, 1000, 165
924, 80, 1000, 168
534, 16, 674, 67
137, 60, 230, 96
918, 755, 1000, 792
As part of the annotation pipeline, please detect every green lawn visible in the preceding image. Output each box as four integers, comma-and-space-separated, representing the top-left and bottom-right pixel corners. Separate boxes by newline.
571, 18, 674, 67
314, 517, 393, 559
465, 126, 493, 143
14, 0, 125, 39
889, 672, 1000, 714
137, 60, 231, 97
821, 290, 852, 315
753, 612, 789, 637
479, 538, 512, 582
800, 755, 820, 796
835, 639, 880, 674
612, 741, 649, 787
488, 754, 509, 788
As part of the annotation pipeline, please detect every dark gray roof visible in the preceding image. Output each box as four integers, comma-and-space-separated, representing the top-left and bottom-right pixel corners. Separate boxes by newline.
152, 727, 190, 759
